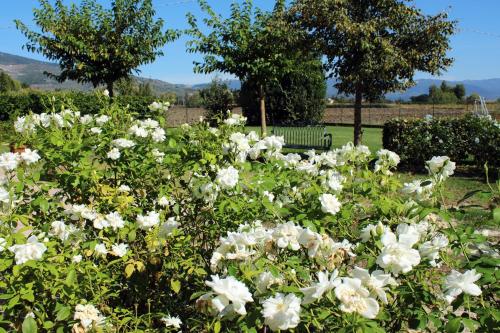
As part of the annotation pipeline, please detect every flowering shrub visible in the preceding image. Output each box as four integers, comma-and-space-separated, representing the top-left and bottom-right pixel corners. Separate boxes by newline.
0, 102, 497, 332
383, 114, 500, 170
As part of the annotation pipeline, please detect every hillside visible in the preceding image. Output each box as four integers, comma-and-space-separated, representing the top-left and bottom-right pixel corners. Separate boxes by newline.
2, 51, 500, 100
0, 51, 192, 95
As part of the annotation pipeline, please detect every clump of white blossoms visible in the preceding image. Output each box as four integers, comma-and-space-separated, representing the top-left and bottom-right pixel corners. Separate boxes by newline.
215, 166, 239, 190
136, 211, 160, 230
128, 119, 166, 143
376, 227, 421, 275
426, 156, 456, 182
319, 193, 342, 215
202, 275, 253, 316
111, 243, 128, 257
112, 138, 136, 149
161, 315, 182, 329
9, 235, 47, 265
374, 149, 400, 175
148, 101, 170, 113
73, 304, 106, 331
107, 147, 121, 160
262, 293, 301, 331
443, 269, 482, 304
223, 112, 247, 126
350, 267, 397, 304
335, 277, 379, 319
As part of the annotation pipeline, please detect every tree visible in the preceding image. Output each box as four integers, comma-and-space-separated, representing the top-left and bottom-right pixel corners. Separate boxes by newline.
186, 0, 306, 135
291, 0, 456, 145
453, 84, 466, 101
240, 56, 326, 125
16, 0, 178, 97
0, 71, 22, 92
200, 79, 234, 124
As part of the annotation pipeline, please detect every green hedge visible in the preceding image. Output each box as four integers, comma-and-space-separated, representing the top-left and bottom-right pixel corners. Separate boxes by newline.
0, 90, 157, 120
383, 115, 500, 170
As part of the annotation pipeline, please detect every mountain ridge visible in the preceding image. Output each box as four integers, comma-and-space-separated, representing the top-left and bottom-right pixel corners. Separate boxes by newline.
1, 51, 499, 100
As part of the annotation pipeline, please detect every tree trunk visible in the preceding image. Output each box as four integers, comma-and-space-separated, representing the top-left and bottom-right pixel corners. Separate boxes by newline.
107, 81, 114, 99
259, 84, 267, 137
353, 85, 363, 146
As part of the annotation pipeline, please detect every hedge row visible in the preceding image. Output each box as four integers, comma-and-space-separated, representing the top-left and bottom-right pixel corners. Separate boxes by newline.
383, 115, 500, 170
0, 91, 157, 120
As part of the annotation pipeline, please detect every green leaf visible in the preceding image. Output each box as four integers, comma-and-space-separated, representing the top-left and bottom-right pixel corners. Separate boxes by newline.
213, 321, 221, 333
493, 207, 500, 223
125, 263, 135, 278
171, 279, 181, 294
55, 306, 71, 321
22, 316, 37, 333
445, 318, 462, 333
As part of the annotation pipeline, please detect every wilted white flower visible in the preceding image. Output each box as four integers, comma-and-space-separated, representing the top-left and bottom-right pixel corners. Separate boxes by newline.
335, 277, 379, 319
9, 235, 47, 265
158, 196, 170, 207
419, 233, 449, 266
262, 293, 301, 331
443, 269, 482, 304
426, 156, 456, 181
255, 271, 283, 294
111, 243, 128, 257
50, 220, 72, 241
74, 304, 106, 330
319, 193, 341, 215
204, 275, 253, 316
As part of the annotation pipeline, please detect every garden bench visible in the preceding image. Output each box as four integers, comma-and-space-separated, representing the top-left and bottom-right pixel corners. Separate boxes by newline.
272, 126, 332, 150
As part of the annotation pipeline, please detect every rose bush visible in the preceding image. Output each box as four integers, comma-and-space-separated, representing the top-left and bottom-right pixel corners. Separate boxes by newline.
0, 97, 497, 332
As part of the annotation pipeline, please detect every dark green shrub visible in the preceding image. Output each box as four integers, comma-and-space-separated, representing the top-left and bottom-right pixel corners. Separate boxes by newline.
383, 115, 500, 170
240, 58, 326, 126
200, 80, 234, 123
0, 90, 157, 120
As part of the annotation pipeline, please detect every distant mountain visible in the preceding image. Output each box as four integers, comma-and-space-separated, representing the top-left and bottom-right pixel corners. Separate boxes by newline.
2, 51, 500, 100
0, 51, 192, 95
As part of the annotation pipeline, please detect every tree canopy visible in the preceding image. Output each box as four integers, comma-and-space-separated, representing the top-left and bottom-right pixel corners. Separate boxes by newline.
291, 0, 456, 144
16, 0, 178, 97
186, 0, 310, 135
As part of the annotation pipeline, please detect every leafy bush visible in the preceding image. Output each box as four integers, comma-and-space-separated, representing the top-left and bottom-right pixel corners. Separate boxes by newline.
240, 58, 326, 126
383, 115, 500, 170
0, 90, 158, 120
200, 80, 234, 123
0, 101, 497, 332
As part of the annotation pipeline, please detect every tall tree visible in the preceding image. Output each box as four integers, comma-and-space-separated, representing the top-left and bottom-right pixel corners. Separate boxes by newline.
186, 0, 305, 135
291, 0, 456, 145
0, 71, 22, 92
16, 0, 178, 97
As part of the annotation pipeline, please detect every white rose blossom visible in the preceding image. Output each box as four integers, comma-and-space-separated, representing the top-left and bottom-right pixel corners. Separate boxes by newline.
262, 293, 301, 331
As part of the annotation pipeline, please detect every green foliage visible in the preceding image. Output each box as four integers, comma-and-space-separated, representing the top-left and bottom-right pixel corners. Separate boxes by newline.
186, 0, 309, 134
0, 71, 22, 93
0, 90, 157, 121
383, 115, 500, 169
240, 57, 326, 126
292, 0, 456, 143
16, 0, 178, 96
199, 79, 234, 123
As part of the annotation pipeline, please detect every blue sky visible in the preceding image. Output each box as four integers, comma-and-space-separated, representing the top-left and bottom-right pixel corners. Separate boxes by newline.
1, 0, 500, 85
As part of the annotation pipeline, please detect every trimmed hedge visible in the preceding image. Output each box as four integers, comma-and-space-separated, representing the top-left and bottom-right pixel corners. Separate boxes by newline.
383, 115, 500, 170
0, 90, 157, 120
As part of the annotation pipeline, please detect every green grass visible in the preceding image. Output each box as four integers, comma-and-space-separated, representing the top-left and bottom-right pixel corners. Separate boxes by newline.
246, 126, 383, 152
